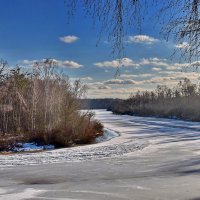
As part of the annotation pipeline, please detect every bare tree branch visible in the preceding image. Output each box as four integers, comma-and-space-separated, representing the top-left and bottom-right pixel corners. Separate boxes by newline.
67, 0, 200, 65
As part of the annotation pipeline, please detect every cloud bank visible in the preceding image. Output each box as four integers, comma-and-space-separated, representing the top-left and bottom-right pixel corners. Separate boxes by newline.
21, 59, 83, 69
128, 35, 159, 44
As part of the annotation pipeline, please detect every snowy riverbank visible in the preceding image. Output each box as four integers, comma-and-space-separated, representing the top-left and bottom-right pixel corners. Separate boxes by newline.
0, 121, 147, 167
4, 128, 119, 153
2, 109, 200, 167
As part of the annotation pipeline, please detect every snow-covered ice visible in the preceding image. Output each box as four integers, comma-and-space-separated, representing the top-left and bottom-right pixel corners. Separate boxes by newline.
1, 110, 200, 200
0, 188, 46, 200
95, 128, 120, 143
13, 143, 55, 152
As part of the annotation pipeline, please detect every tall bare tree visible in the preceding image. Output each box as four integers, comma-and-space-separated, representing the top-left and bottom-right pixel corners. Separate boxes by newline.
67, 0, 200, 64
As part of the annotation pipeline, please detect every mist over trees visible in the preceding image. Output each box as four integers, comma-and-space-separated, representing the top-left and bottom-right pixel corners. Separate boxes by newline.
111, 78, 200, 121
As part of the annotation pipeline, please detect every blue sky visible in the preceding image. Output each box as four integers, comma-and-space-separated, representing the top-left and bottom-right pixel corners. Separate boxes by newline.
0, 0, 198, 98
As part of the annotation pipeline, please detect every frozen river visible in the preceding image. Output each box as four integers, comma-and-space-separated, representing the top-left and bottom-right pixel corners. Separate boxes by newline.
0, 109, 200, 199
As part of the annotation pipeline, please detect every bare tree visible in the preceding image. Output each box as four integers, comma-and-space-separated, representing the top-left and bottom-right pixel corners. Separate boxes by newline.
0, 59, 103, 150
67, 0, 142, 58
158, 0, 200, 63
0, 59, 7, 83
67, 0, 200, 64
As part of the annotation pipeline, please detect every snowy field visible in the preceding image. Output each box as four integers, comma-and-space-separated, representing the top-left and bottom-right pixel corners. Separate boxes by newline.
0, 109, 200, 200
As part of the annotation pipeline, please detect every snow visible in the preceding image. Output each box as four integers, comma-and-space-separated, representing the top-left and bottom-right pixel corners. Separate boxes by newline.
0, 188, 46, 200
14, 143, 55, 152
95, 128, 120, 143
1, 110, 200, 200
1, 109, 200, 167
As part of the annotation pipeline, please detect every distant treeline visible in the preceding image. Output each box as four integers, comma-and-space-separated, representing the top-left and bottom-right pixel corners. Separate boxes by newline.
111, 78, 200, 121
81, 98, 122, 110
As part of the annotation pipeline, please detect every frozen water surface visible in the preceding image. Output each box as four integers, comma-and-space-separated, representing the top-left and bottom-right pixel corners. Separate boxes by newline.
1, 110, 200, 200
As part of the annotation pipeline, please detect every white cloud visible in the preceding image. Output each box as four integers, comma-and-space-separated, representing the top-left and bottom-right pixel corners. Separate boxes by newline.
166, 62, 188, 70
152, 67, 162, 71
120, 73, 154, 79
58, 60, 82, 68
191, 61, 200, 67
141, 71, 200, 86
140, 57, 169, 68
98, 85, 111, 90
94, 58, 139, 68
174, 42, 189, 49
94, 56, 195, 71
86, 71, 200, 98
142, 77, 173, 84
21, 59, 83, 69
22, 60, 38, 66
104, 79, 137, 85
160, 71, 199, 81
128, 35, 159, 44
86, 86, 147, 99
94, 57, 171, 69
80, 77, 93, 81
139, 57, 189, 70
87, 61, 200, 98
59, 35, 79, 43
